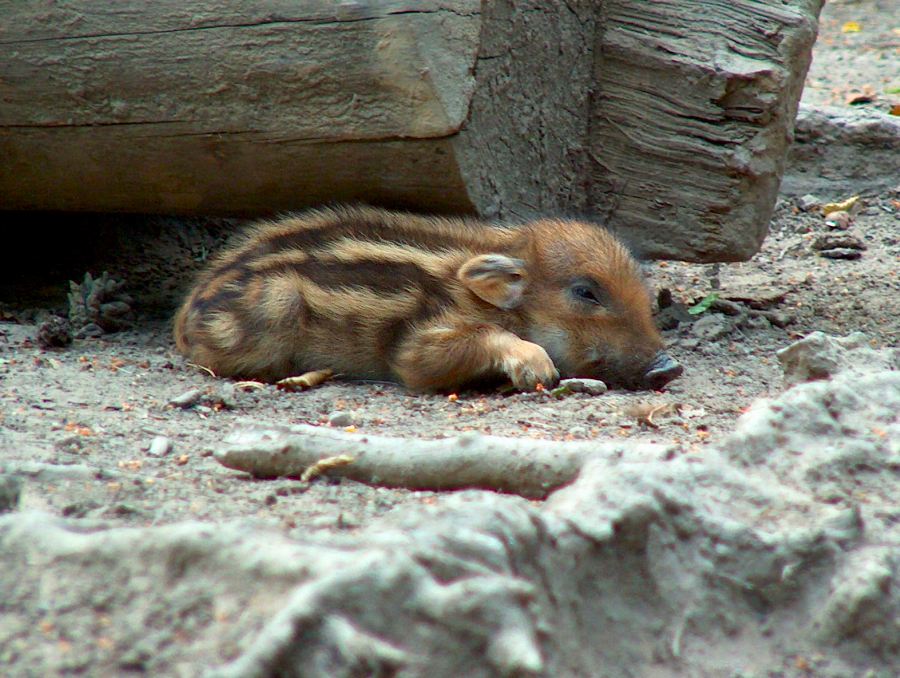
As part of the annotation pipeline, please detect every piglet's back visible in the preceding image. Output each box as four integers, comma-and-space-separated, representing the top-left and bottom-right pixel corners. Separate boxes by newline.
173, 206, 514, 381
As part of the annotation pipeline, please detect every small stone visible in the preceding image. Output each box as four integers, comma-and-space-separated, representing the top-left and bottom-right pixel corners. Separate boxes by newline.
823, 210, 852, 230
756, 310, 793, 328
569, 426, 588, 437
737, 314, 771, 331
336, 512, 360, 529
776, 332, 842, 384
823, 505, 864, 547
560, 378, 608, 396
0, 475, 22, 513
215, 383, 237, 409
818, 248, 863, 260
655, 291, 694, 330
811, 233, 866, 252
691, 313, 732, 341
147, 436, 173, 457
328, 411, 356, 427
169, 388, 203, 409
775, 331, 879, 385
798, 194, 822, 211
74, 322, 105, 339
36, 316, 72, 348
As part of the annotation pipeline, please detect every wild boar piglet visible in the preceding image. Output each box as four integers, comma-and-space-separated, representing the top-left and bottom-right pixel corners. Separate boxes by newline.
174, 206, 683, 391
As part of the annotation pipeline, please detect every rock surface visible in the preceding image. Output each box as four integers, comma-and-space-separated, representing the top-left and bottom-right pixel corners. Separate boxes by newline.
2, 337, 897, 677
783, 104, 900, 197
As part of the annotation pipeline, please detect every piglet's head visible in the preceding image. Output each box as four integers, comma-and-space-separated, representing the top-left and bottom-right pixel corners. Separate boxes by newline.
457, 219, 683, 391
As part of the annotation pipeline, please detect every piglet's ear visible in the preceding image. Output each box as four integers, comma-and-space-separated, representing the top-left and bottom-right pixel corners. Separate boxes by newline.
457, 254, 526, 310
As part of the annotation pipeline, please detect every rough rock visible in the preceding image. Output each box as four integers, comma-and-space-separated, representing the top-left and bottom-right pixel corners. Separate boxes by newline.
559, 378, 608, 396
67, 272, 134, 334
776, 331, 898, 385
722, 368, 900, 506
784, 104, 900, 196
35, 316, 72, 349
811, 233, 866, 252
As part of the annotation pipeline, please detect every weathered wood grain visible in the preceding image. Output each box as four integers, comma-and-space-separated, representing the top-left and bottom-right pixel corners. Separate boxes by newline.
590, 0, 823, 260
0, 0, 823, 261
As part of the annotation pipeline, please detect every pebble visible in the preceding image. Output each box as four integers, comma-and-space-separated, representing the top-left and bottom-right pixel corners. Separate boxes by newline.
328, 411, 356, 427
798, 194, 822, 211
169, 388, 203, 409
691, 313, 733, 341
74, 323, 105, 339
216, 383, 237, 409
819, 248, 863, 260
823, 210, 852, 230
737, 314, 771, 331
336, 512, 361, 529
35, 316, 72, 349
560, 378, 608, 396
147, 436, 173, 457
775, 331, 869, 384
0, 475, 22, 512
811, 233, 866, 252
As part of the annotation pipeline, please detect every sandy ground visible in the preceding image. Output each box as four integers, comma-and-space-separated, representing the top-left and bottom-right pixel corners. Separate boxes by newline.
0, 1, 898, 675
2, 0, 897, 532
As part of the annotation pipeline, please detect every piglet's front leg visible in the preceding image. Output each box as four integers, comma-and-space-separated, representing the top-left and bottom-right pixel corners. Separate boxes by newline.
393, 322, 560, 392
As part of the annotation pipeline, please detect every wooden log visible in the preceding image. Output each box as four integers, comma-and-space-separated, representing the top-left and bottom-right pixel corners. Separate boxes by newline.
0, 0, 823, 262
588, 0, 824, 261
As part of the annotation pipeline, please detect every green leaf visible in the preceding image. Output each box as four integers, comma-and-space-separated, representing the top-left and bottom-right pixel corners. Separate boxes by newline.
884, 86, 900, 94
687, 293, 719, 315
549, 385, 573, 398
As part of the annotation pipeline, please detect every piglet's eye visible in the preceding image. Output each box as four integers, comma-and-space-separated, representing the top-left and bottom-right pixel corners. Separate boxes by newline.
570, 280, 608, 307
572, 286, 600, 303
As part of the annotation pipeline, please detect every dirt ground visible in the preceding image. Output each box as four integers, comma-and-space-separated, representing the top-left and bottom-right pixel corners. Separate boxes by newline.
1, 1, 898, 675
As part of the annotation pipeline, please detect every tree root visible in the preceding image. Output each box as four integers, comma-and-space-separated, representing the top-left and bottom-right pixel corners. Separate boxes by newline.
214, 424, 671, 499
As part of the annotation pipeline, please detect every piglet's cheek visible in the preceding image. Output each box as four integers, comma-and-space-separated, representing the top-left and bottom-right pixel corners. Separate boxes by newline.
526, 327, 571, 371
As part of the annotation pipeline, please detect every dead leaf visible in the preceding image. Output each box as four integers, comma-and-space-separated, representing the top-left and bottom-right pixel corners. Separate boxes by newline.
234, 381, 266, 391
846, 94, 875, 105
186, 362, 217, 378
890, 104, 900, 117
301, 454, 355, 482
276, 369, 334, 392
822, 195, 859, 215
625, 402, 680, 428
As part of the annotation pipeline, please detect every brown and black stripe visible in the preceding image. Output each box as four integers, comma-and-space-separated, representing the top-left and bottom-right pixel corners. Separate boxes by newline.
174, 206, 518, 381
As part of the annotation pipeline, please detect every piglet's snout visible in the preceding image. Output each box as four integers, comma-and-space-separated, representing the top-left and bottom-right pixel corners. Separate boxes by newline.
643, 351, 683, 390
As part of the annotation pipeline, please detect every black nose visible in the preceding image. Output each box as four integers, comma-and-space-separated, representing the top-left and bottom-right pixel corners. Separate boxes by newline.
643, 352, 683, 390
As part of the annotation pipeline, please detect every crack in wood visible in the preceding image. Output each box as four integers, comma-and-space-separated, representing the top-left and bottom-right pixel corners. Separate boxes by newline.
0, 7, 478, 47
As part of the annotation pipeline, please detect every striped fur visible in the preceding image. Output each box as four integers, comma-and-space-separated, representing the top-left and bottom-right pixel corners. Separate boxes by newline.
174, 205, 673, 391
